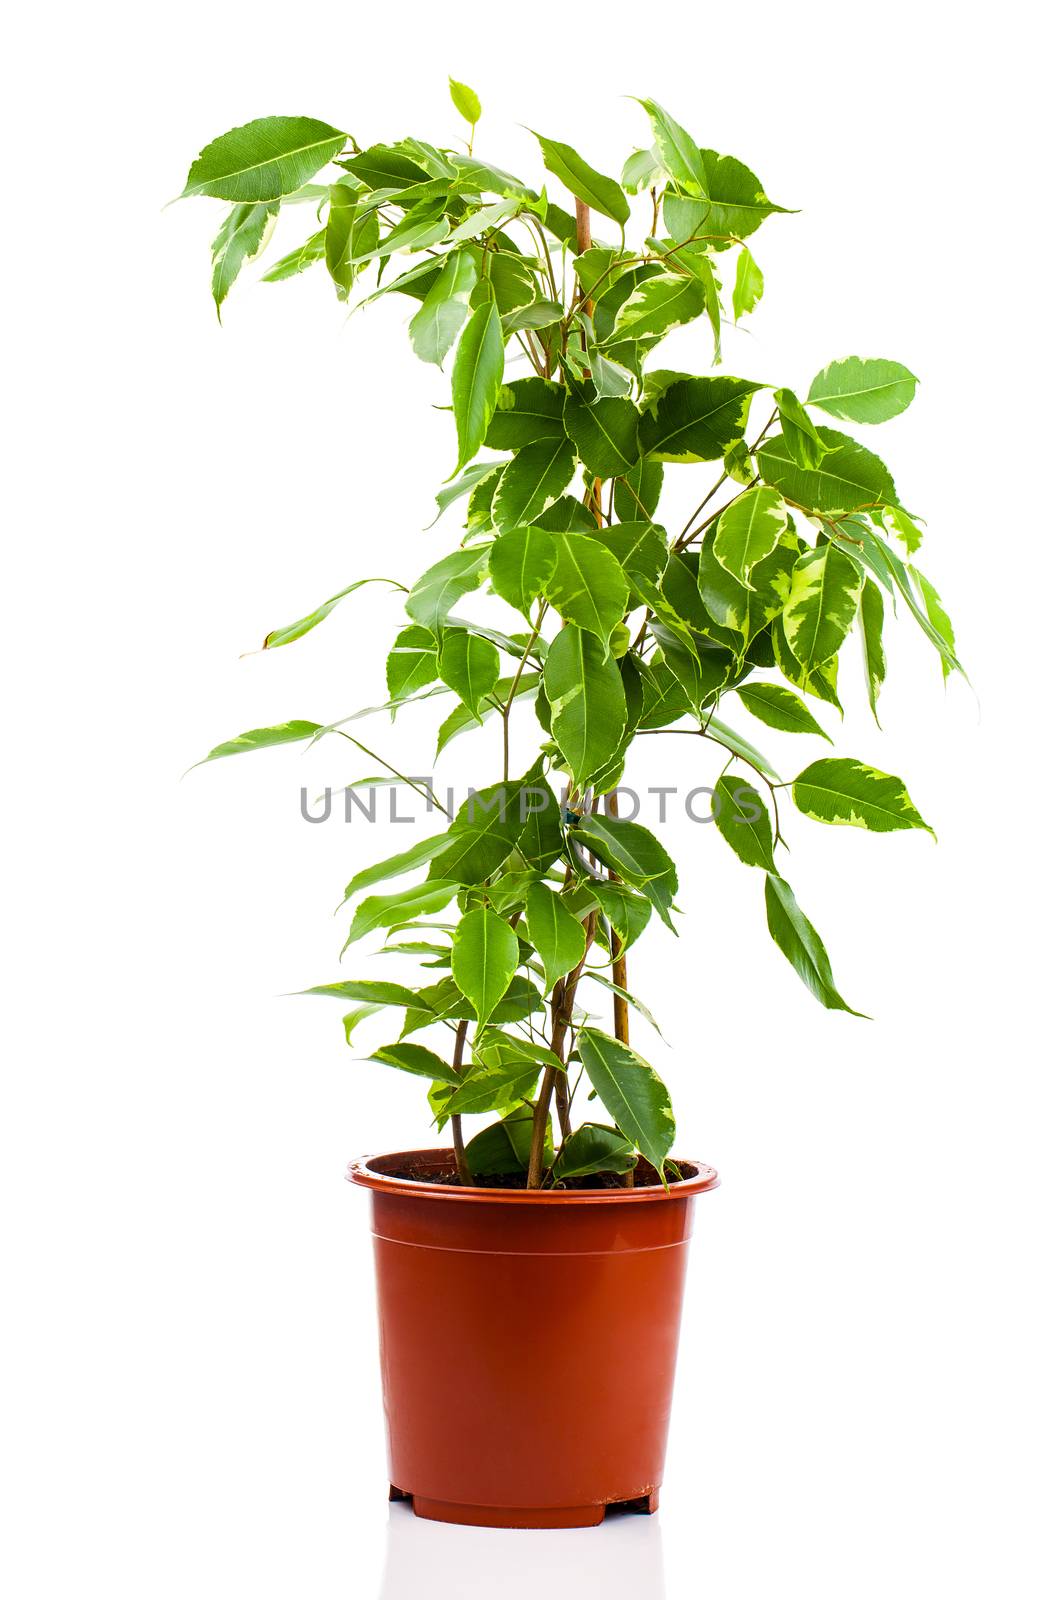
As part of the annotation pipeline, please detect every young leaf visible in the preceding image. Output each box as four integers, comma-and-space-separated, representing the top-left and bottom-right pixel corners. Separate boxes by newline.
451, 907, 519, 1026
367, 1041, 461, 1085
782, 544, 864, 670
791, 758, 934, 835
452, 300, 505, 470
764, 874, 864, 1015
492, 438, 577, 528
193, 720, 321, 766
449, 77, 482, 126
263, 577, 403, 650
552, 1123, 636, 1181
405, 547, 490, 634
634, 99, 707, 190
773, 388, 828, 470
734, 682, 832, 741
524, 882, 586, 993
182, 116, 348, 202
807, 357, 918, 424
544, 625, 628, 789
708, 775, 772, 869
732, 245, 764, 320
544, 534, 629, 642
859, 579, 886, 721
409, 249, 478, 366
531, 132, 630, 225
344, 882, 459, 948
488, 526, 557, 617
577, 1029, 675, 1172
571, 814, 678, 930
438, 629, 501, 718
713, 486, 789, 587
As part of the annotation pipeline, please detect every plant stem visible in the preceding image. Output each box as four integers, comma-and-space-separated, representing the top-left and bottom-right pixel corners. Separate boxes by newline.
450, 1018, 473, 1186
527, 913, 596, 1187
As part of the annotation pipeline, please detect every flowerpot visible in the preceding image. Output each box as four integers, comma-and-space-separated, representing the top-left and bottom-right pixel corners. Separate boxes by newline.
347, 1148, 719, 1529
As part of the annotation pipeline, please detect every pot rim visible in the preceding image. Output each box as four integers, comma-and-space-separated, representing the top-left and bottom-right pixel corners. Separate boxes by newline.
346, 1147, 720, 1204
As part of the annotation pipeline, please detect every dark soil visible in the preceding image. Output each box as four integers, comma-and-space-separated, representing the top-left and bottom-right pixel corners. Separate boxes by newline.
383, 1155, 693, 1190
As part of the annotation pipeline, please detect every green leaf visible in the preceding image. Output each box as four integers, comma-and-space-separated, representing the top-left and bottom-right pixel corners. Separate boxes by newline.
182, 116, 348, 202
405, 547, 489, 634
859, 580, 886, 721
446, 200, 521, 247
614, 458, 663, 520
298, 979, 422, 1008
640, 377, 761, 463
430, 460, 500, 525
402, 975, 543, 1035
352, 205, 450, 264
703, 715, 782, 779
194, 720, 321, 766
531, 132, 630, 225
339, 145, 430, 190
426, 769, 537, 884
914, 570, 957, 681
524, 882, 586, 993
435, 671, 538, 756
552, 1123, 636, 1181
343, 1005, 382, 1041
773, 388, 828, 470
409, 249, 478, 366
734, 681, 832, 741
325, 184, 377, 299
783, 544, 863, 670
502, 299, 565, 335
451, 907, 519, 1026
571, 814, 678, 930
210, 202, 277, 317
344, 882, 459, 948
485, 379, 567, 449
773, 617, 842, 709
592, 521, 668, 597
449, 77, 482, 126
662, 148, 788, 244
441, 1060, 540, 1118
544, 534, 629, 642
577, 1029, 675, 1172
609, 272, 706, 342
489, 526, 557, 617
492, 438, 577, 529
713, 775, 774, 870
261, 228, 327, 282
621, 148, 663, 194
764, 874, 864, 1015
713, 486, 789, 586
438, 629, 501, 718
386, 624, 440, 700
368, 1041, 461, 1085
452, 300, 505, 470
634, 99, 707, 190
807, 357, 918, 424
791, 758, 933, 835
263, 577, 402, 649
591, 880, 652, 950
342, 832, 452, 901
465, 1109, 548, 1176
562, 395, 640, 478
758, 428, 897, 515
732, 245, 764, 320
544, 626, 627, 789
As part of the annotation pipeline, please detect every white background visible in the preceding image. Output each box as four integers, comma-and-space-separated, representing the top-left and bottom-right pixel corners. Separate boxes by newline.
4, 2, 1052, 1594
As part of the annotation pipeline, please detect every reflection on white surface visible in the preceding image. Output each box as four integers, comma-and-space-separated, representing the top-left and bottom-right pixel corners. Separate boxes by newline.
379, 1501, 666, 1599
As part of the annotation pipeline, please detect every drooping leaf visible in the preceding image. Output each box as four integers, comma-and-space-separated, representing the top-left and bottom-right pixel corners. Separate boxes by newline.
486, 379, 567, 449
577, 1029, 675, 1172
367, 1041, 461, 1085
324, 183, 378, 299
492, 437, 577, 529
210, 202, 277, 317
859, 579, 886, 721
451, 907, 519, 1026
544, 534, 629, 642
344, 881, 459, 948
734, 681, 832, 741
552, 1123, 636, 1181
182, 116, 348, 202
791, 758, 934, 835
713, 775, 774, 870
531, 132, 630, 225
544, 625, 628, 789
405, 547, 490, 634
342, 832, 452, 902
562, 395, 641, 478
438, 629, 501, 719
488, 526, 557, 617
298, 978, 422, 1008
712, 486, 789, 586
193, 720, 321, 766
773, 388, 829, 470
449, 77, 482, 126
386, 624, 440, 700
524, 882, 587, 993
261, 228, 327, 282
452, 299, 505, 469
732, 245, 764, 320
702, 715, 782, 779
263, 577, 403, 649
914, 570, 957, 681
409, 249, 478, 366
772, 617, 842, 709
610, 272, 706, 342
782, 543, 863, 670
571, 814, 677, 930
640, 377, 761, 463
807, 357, 918, 424
758, 428, 897, 515
430, 461, 501, 525
764, 873, 863, 1015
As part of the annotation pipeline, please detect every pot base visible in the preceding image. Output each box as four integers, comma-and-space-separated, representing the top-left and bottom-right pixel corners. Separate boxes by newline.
391, 1486, 660, 1529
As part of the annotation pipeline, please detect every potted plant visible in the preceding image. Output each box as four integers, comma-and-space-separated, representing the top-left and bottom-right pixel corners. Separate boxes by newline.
178, 84, 960, 1528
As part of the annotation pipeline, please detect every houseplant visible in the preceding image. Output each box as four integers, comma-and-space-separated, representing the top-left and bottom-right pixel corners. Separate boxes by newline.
179, 84, 960, 1526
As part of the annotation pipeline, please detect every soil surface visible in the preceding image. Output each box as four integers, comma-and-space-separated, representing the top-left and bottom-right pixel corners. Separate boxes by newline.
382, 1156, 694, 1190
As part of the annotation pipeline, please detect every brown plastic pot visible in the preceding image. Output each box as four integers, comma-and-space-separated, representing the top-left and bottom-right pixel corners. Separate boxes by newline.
347, 1148, 719, 1529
